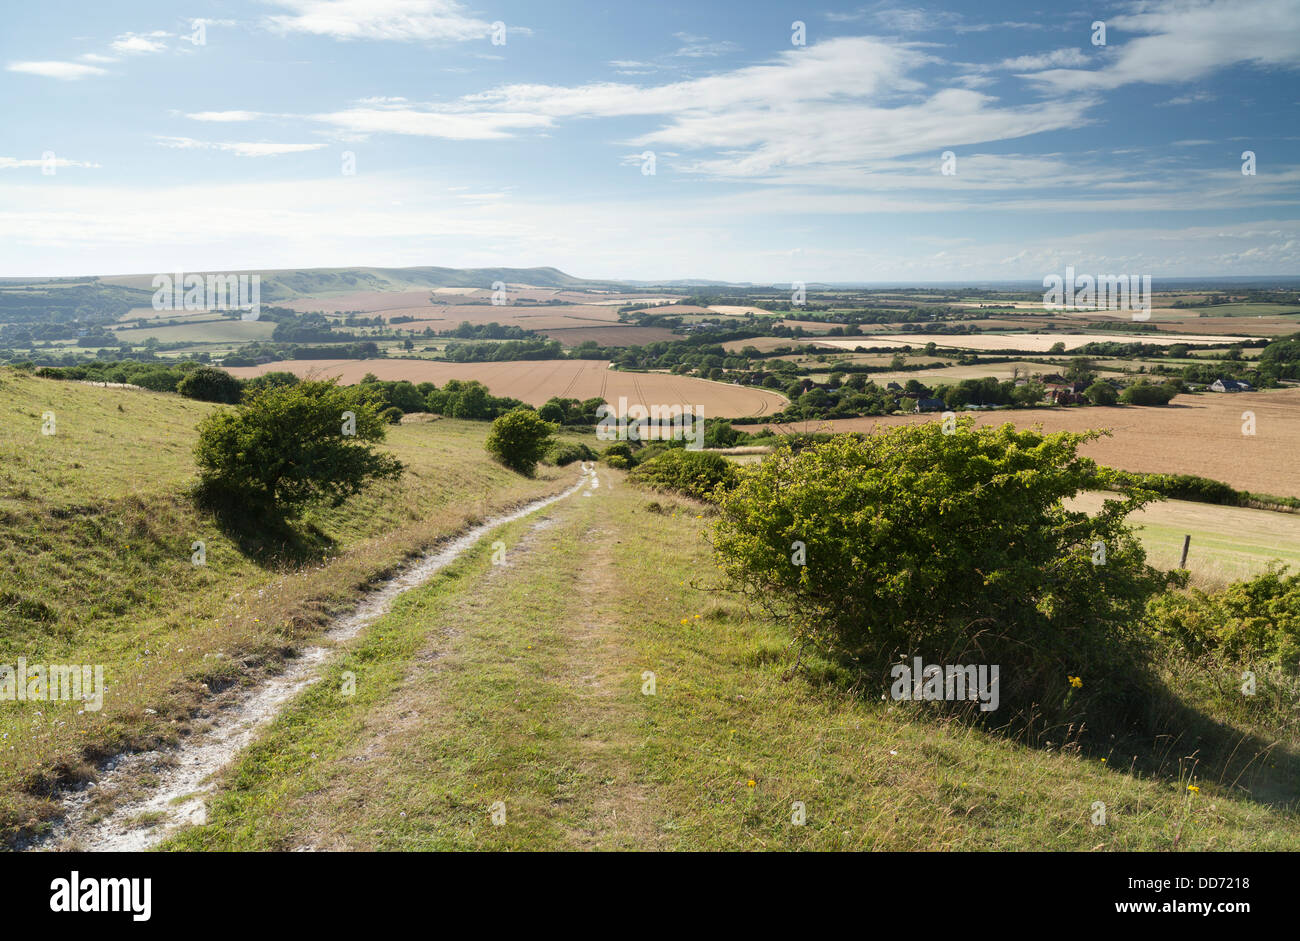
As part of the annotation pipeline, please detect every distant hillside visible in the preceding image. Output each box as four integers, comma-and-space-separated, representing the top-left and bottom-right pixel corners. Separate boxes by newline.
95, 266, 612, 301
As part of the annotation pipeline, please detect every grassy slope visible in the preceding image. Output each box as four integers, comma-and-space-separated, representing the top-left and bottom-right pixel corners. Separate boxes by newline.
165, 474, 1300, 851
0, 369, 575, 841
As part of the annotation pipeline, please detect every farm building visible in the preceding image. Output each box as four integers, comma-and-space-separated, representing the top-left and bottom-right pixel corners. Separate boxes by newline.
1044, 383, 1083, 405
914, 397, 947, 413
1210, 378, 1253, 392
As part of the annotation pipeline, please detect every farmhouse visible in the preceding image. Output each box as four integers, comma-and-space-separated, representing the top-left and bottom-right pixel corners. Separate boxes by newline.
914, 397, 947, 413
1210, 378, 1253, 392
1044, 382, 1083, 405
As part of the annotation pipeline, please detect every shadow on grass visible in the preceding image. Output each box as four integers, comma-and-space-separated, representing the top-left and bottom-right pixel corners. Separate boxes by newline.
193, 485, 337, 568
800, 652, 1300, 810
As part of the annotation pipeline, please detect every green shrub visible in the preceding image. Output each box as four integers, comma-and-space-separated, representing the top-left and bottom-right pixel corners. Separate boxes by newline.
1146, 565, 1300, 666
242, 371, 300, 397
194, 379, 403, 518
548, 441, 598, 466
485, 408, 557, 476
710, 420, 1178, 728
605, 454, 631, 470
628, 449, 738, 502
176, 366, 243, 404
602, 442, 634, 463
1121, 471, 1240, 506
1084, 381, 1118, 406
1120, 380, 1177, 405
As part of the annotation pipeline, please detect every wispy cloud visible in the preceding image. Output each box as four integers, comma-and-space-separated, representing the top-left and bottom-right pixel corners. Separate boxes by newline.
185, 111, 272, 122
156, 137, 326, 157
263, 0, 495, 42
1024, 0, 1300, 92
110, 32, 170, 55
0, 156, 100, 170
6, 60, 107, 80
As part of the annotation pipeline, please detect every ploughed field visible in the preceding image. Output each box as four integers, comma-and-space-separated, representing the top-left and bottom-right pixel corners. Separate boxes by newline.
225, 358, 788, 417
739, 388, 1300, 498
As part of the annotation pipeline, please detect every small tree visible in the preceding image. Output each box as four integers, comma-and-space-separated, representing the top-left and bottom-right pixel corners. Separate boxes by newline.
194, 379, 403, 518
1120, 380, 1176, 405
177, 366, 243, 404
1084, 381, 1118, 406
485, 408, 556, 476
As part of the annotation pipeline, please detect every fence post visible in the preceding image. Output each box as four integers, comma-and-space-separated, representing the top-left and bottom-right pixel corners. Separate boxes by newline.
1179, 534, 1191, 569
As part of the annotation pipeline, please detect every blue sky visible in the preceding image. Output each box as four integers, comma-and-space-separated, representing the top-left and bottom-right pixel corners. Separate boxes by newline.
2, 0, 1298, 282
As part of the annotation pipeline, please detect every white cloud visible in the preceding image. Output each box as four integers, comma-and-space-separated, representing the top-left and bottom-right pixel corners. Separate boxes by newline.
670, 32, 739, 58
263, 0, 494, 42
0, 156, 100, 170
110, 32, 170, 54
450, 38, 1095, 180
185, 111, 270, 122
6, 60, 108, 80
995, 49, 1090, 71
155, 136, 326, 157
1025, 0, 1300, 92
1159, 91, 1218, 105
311, 108, 553, 140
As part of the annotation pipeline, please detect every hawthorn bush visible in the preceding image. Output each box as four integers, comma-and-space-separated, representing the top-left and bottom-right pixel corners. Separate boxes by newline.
1147, 565, 1300, 666
629, 449, 738, 502
710, 419, 1180, 726
175, 365, 243, 404
194, 379, 403, 518
485, 407, 557, 476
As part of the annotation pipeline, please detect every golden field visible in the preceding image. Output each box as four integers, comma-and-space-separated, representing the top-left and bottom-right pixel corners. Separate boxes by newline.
739, 388, 1300, 497
224, 358, 788, 416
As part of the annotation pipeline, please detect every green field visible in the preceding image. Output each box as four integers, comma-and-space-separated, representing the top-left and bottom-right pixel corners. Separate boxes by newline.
1069, 493, 1300, 589
113, 319, 276, 343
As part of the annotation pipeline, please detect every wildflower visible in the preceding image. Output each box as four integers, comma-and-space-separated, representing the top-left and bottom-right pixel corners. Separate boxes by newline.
1188, 784, 1200, 793
693, 614, 701, 619
680, 618, 689, 625
1068, 675, 1082, 689
746, 779, 756, 788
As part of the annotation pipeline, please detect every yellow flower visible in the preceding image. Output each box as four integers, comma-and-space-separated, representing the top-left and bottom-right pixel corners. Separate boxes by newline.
680, 618, 689, 624
1068, 675, 1082, 689
746, 779, 756, 788
1188, 784, 1200, 793
693, 614, 701, 619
